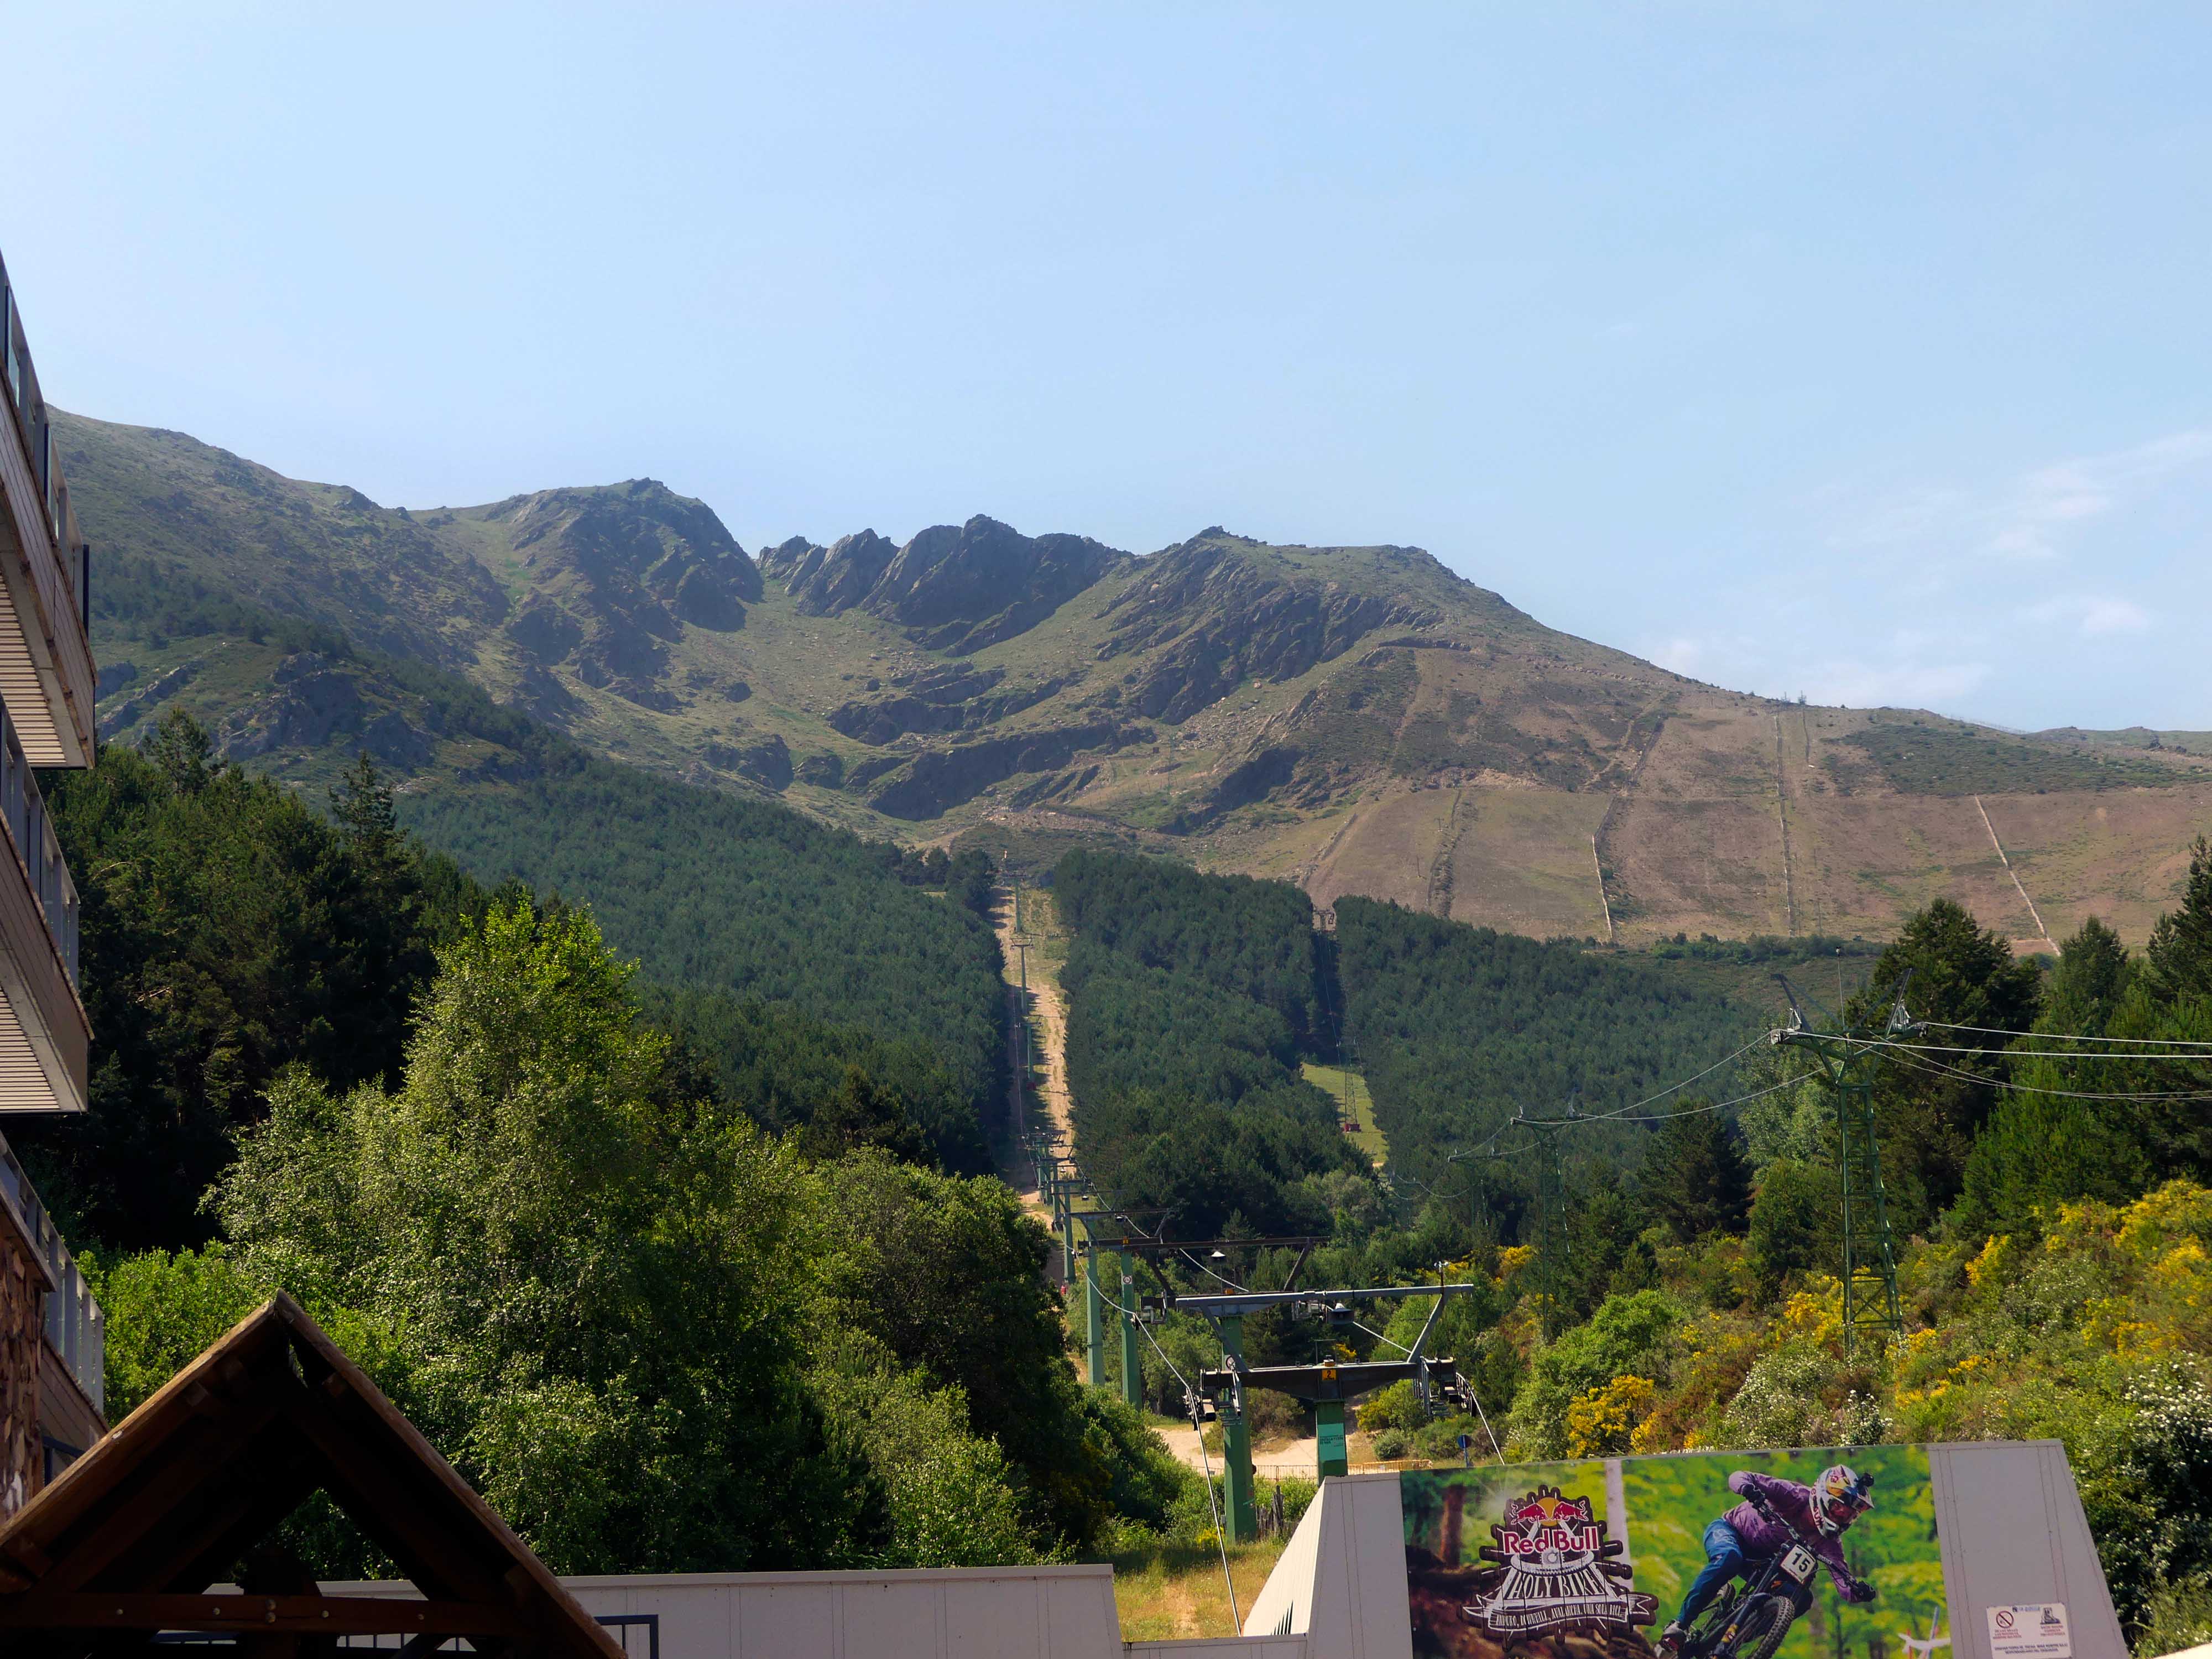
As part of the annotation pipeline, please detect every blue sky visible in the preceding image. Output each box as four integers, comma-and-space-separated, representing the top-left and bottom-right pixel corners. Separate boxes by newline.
9, 4, 2210, 731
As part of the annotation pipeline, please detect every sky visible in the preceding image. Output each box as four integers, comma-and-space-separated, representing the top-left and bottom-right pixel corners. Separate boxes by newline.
7, 4, 2210, 732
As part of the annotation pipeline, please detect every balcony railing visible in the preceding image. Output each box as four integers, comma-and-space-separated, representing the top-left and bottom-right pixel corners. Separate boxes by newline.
0, 248, 96, 770
0, 1128, 103, 1413
0, 696, 76, 988
0, 259, 90, 635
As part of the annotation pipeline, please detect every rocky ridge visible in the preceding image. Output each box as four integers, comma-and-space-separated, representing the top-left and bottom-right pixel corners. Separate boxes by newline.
61, 409, 2212, 949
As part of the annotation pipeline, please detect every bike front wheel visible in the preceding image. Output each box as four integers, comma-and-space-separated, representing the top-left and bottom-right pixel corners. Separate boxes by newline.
1723, 1594, 1798, 1659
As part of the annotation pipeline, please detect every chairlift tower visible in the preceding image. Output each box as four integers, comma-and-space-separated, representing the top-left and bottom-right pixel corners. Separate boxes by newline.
1771, 973, 1919, 1353
1511, 1105, 1574, 1342
1176, 1278, 1482, 1541
1444, 1142, 1509, 1249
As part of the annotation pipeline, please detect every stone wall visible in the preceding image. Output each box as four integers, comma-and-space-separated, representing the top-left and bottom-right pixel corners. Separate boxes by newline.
0, 1207, 46, 1519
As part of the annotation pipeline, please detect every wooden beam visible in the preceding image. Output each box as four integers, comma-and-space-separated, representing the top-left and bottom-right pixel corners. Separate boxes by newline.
131, 1447, 321, 1595
276, 1395, 507, 1604
0, 1593, 526, 1636
0, 1324, 289, 1553
21, 1392, 289, 1598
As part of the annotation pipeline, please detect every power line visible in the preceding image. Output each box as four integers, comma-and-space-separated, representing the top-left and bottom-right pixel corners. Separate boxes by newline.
1515, 1074, 1801, 1128
1181, 1248, 1248, 1292
1919, 1020, 2212, 1050
1835, 1036, 2212, 1064
1435, 1034, 1775, 1164
1869, 1044, 2212, 1103
1531, 1035, 1772, 1126
1093, 1271, 1243, 1632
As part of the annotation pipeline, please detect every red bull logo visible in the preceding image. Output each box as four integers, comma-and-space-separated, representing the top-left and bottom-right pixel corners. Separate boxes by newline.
1496, 1493, 1607, 1557
1463, 1485, 1658, 1636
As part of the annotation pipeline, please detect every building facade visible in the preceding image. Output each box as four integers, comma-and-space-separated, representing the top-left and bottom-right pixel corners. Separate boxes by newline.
0, 245, 103, 1520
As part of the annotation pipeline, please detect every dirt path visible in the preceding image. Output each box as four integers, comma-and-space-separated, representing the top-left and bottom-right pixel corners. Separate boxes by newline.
994, 885, 1074, 1215
1975, 794, 2057, 950
1773, 713, 1798, 936
1155, 1425, 1321, 1481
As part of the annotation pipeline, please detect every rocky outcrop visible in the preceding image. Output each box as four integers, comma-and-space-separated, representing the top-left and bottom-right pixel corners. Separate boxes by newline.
768, 517, 1125, 652
1097, 535, 1440, 722
757, 535, 823, 582
826, 664, 1071, 745
213, 656, 434, 766
782, 531, 898, 616
489, 479, 755, 703
1162, 746, 1302, 833
862, 721, 1150, 820
862, 516, 1126, 654
1006, 763, 1101, 809
98, 658, 200, 738
707, 732, 792, 790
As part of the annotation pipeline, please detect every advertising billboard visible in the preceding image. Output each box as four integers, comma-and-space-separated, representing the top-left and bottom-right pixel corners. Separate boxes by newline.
1402, 1446, 1949, 1659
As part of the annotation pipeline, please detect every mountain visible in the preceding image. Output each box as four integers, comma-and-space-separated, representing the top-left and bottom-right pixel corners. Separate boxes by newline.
62, 410, 2212, 949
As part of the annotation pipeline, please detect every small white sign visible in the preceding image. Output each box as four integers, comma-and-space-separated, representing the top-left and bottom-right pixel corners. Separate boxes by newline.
1986, 1603, 2070, 1659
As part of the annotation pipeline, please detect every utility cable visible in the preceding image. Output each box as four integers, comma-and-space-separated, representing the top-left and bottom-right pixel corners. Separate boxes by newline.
1832, 1036, 2212, 1064
1350, 1318, 1410, 1355
1093, 1273, 1243, 1632
1181, 1248, 1248, 1292
1517, 1074, 1801, 1127
1349, 1323, 1501, 1463
1491, 1036, 1773, 1133
1917, 1020, 2212, 1050
1868, 1044, 2212, 1103
1442, 1035, 1773, 1155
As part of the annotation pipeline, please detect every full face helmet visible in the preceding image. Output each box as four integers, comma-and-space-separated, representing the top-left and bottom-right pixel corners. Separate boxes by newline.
1813, 1465, 1875, 1536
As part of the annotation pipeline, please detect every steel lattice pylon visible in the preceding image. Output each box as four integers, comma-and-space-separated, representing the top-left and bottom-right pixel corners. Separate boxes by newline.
1771, 976, 1918, 1353
1526, 1108, 1573, 1342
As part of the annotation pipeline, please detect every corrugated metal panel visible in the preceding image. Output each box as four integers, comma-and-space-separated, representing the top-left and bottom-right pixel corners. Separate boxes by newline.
0, 829, 86, 1113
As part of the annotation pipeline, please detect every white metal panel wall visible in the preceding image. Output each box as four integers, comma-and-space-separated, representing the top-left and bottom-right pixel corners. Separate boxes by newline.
555, 1564, 1125, 1659
1244, 1473, 1412, 1659
1929, 1440, 2127, 1659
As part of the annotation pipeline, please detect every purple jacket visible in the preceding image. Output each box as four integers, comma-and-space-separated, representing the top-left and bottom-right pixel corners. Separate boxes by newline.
1721, 1472, 1854, 1594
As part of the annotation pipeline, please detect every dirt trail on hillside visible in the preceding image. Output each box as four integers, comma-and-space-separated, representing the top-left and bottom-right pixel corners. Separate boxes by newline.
994, 888, 1074, 1222
1156, 1425, 1322, 1481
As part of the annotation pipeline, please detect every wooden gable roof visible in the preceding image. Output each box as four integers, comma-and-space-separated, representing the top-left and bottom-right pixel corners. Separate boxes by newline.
0, 1292, 622, 1658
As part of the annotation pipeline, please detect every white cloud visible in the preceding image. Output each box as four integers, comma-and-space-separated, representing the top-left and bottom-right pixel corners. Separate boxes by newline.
2018, 593, 2153, 635
1801, 659, 1991, 711
2081, 597, 2152, 634
1985, 429, 2212, 560
1825, 426, 2212, 566
1646, 635, 1708, 676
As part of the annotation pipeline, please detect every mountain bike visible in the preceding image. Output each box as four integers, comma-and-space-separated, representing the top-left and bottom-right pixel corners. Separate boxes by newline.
1678, 1498, 1857, 1659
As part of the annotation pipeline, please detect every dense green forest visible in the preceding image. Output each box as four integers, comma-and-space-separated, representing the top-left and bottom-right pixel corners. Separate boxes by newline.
1334, 898, 1761, 1183
401, 752, 1005, 1162
1053, 850, 1372, 1236
43, 714, 1213, 1569
36, 706, 2212, 1648
1055, 849, 1329, 1046
1048, 845, 2212, 1653
20, 709, 1004, 1245
97, 900, 1185, 1572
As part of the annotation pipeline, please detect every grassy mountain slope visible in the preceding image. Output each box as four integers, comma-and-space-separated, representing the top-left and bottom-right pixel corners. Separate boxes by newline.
62, 409, 2212, 950
78, 562, 1008, 1158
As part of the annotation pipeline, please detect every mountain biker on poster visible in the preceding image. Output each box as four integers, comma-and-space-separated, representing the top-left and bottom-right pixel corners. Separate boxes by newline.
1659, 1465, 1878, 1657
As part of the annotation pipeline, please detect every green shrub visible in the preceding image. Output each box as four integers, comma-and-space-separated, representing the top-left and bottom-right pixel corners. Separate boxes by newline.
1356, 1379, 1421, 1434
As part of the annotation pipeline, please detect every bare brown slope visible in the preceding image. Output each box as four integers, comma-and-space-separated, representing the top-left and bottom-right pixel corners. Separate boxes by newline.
60, 411, 2211, 949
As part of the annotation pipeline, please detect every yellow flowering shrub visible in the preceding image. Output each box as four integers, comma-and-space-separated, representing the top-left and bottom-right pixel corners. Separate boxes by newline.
1566, 1375, 1657, 1457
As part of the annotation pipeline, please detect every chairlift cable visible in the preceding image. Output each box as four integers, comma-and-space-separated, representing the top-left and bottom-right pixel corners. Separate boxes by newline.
1869, 1044, 2212, 1103
1833, 1035, 2212, 1064
1917, 1019, 2212, 1050
1095, 1272, 1243, 1630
